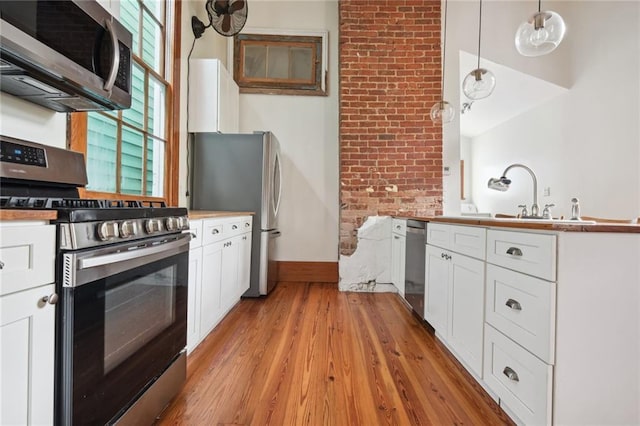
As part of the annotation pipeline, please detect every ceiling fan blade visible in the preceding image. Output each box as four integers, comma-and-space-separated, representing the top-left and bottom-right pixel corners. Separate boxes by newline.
229, 0, 246, 14
221, 14, 231, 33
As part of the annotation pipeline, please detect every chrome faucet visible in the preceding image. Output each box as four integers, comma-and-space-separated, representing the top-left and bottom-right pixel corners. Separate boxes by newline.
488, 163, 540, 218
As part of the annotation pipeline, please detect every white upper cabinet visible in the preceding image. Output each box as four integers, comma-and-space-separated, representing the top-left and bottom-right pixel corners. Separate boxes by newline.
188, 58, 239, 133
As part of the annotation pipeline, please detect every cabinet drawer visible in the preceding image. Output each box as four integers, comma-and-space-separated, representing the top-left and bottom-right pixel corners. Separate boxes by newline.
187, 219, 203, 249
487, 230, 556, 281
484, 325, 553, 426
202, 219, 228, 245
450, 225, 486, 260
486, 264, 556, 364
391, 218, 406, 235
0, 224, 55, 296
428, 223, 486, 260
426, 223, 450, 249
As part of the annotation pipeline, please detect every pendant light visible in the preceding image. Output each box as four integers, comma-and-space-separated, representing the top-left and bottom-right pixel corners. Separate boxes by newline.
462, 0, 495, 100
515, 0, 566, 57
430, 0, 455, 124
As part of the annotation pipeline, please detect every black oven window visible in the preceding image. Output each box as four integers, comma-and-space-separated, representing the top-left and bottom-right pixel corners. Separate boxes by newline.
103, 264, 176, 373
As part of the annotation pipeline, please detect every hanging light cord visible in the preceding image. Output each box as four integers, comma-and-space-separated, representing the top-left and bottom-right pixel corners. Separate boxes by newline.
476, 0, 482, 70
441, 0, 448, 100
537, 0, 541, 13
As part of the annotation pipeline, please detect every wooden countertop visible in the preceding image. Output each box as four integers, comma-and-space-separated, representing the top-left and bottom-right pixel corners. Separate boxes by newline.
403, 216, 640, 234
0, 209, 57, 221
188, 210, 255, 220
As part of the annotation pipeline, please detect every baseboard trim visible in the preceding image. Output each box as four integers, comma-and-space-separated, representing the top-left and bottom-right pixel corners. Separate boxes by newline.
276, 261, 338, 283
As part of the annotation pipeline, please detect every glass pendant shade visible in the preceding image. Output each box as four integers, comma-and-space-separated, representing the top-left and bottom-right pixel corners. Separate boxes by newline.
462, 68, 496, 100
430, 100, 455, 124
515, 10, 566, 56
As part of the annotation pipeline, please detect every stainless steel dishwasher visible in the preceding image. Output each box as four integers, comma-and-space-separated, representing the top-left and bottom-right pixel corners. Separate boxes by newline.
404, 220, 426, 317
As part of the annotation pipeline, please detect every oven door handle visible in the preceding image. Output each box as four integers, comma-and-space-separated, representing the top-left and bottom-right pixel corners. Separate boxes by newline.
78, 235, 190, 270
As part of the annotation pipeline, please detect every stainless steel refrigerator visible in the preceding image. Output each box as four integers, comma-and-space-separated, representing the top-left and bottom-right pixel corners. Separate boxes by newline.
190, 131, 282, 297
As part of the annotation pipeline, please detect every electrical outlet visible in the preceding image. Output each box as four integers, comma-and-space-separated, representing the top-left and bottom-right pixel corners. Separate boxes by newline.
543, 187, 551, 196
443, 166, 451, 176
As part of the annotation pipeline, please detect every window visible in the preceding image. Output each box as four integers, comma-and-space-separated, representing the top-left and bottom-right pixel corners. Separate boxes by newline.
70, 0, 179, 204
233, 30, 328, 96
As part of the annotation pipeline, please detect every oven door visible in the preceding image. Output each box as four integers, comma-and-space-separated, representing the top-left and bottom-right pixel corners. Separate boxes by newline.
56, 233, 190, 426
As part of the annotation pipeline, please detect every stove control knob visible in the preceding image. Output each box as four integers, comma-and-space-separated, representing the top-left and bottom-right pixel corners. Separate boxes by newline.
98, 221, 119, 241
165, 217, 178, 232
177, 216, 190, 230
120, 220, 138, 238
145, 219, 162, 234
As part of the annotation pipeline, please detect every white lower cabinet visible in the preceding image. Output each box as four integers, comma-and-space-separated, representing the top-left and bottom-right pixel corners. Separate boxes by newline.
391, 218, 406, 296
0, 221, 56, 425
425, 224, 486, 378
187, 215, 252, 352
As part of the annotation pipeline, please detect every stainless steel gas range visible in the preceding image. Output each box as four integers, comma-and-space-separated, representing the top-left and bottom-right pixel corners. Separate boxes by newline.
0, 135, 190, 425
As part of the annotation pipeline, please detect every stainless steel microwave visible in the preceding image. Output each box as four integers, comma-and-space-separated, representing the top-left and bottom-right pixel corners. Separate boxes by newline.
0, 1, 132, 112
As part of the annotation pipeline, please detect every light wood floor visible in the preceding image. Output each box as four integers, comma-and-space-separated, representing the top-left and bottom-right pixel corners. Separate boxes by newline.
156, 282, 513, 426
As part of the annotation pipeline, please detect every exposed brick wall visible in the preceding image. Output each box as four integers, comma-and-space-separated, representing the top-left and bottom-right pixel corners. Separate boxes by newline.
339, 0, 444, 255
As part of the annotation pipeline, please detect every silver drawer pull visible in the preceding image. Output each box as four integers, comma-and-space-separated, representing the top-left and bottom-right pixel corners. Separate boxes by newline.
505, 298, 522, 311
0, 260, 4, 270
503, 366, 520, 382
42, 293, 59, 305
212, 229, 220, 234
506, 247, 523, 256
394, 235, 400, 239
232, 225, 238, 230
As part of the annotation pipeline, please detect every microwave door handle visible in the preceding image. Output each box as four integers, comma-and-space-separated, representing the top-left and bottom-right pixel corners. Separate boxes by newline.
104, 18, 120, 92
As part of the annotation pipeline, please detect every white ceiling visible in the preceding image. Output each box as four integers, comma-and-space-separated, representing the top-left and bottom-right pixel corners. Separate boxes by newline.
458, 51, 568, 138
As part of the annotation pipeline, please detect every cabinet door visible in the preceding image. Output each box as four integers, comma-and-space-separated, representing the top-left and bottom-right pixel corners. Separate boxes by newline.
200, 240, 224, 337
187, 248, 203, 353
391, 233, 406, 296
425, 245, 449, 335
237, 232, 252, 298
219, 237, 239, 314
448, 253, 485, 377
1, 284, 55, 426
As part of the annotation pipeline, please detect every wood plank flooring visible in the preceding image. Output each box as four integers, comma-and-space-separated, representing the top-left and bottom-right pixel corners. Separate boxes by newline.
156, 282, 513, 426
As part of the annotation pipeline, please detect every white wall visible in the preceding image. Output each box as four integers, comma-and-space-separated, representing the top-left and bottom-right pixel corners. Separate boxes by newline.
444, 1, 640, 220
230, 1, 340, 262
0, 88, 67, 149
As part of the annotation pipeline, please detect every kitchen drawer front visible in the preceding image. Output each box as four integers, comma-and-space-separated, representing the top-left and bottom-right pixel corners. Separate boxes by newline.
0, 224, 55, 296
188, 219, 204, 249
427, 223, 450, 250
487, 230, 556, 281
391, 218, 406, 235
236, 216, 253, 236
486, 264, 556, 364
484, 324, 553, 426
202, 219, 227, 245
450, 225, 486, 260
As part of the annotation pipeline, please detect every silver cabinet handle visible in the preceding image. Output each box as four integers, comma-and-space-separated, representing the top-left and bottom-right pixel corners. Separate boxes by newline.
394, 235, 400, 239
503, 366, 519, 382
245, 222, 251, 227
232, 225, 238, 230
0, 260, 4, 270
506, 247, 523, 256
42, 293, 58, 305
505, 298, 522, 311
212, 228, 220, 234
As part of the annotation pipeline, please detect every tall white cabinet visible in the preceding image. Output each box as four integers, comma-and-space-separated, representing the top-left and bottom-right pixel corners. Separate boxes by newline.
0, 221, 56, 425
186, 215, 252, 353
188, 58, 239, 133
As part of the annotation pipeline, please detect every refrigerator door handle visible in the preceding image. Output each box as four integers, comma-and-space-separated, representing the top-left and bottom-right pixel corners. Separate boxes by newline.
273, 150, 282, 219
